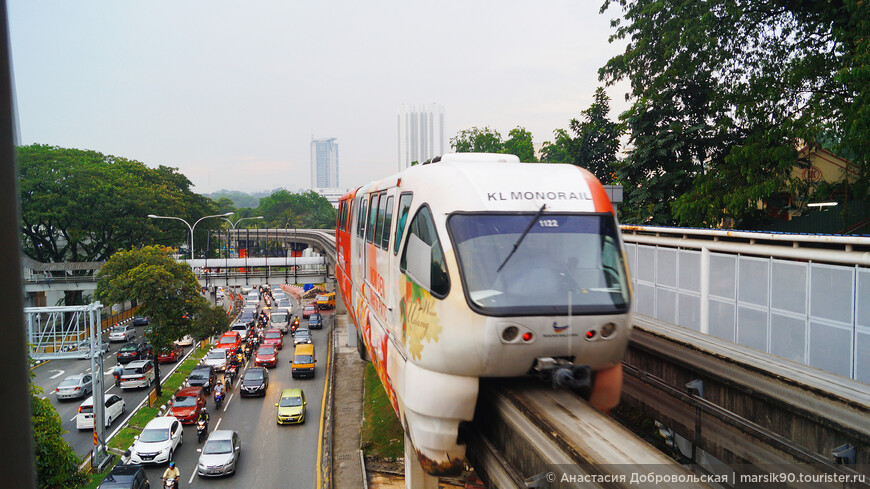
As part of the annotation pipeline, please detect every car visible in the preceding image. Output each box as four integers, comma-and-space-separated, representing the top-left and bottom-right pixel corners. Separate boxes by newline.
203, 348, 229, 372
308, 312, 323, 330
270, 310, 289, 334
117, 341, 151, 364
157, 345, 184, 364
216, 331, 242, 355
316, 292, 336, 310
187, 365, 216, 394
231, 322, 250, 341
302, 303, 317, 318
239, 367, 269, 397
262, 329, 284, 350
128, 416, 183, 465
291, 344, 316, 379
169, 386, 207, 424
196, 430, 241, 477
175, 335, 194, 347
254, 345, 278, 368
120, 360, 155, 390
55, 373, 93, 400
109, 325, 135, 342
238, 310, 255, 325
97, 463, 149, 489
132, 317, 149, 327
75, 339, 109, 359
275, 388, 306, 425
76, 394, 126, 430
244, 295, 259, 307
276, 299, 292, 310
293, 329, 312, 346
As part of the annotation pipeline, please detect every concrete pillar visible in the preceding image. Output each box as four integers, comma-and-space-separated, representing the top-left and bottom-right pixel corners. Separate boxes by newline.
404, 433, 439, 489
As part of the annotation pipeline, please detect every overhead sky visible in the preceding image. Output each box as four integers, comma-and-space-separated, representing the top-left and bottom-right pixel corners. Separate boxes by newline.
8, 1, 630, 194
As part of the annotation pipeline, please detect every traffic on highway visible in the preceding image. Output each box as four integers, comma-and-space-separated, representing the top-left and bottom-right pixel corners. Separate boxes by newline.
31, 283, 334, 488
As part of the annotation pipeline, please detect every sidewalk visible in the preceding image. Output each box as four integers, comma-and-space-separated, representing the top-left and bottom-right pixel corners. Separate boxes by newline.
332, 312, 367, 489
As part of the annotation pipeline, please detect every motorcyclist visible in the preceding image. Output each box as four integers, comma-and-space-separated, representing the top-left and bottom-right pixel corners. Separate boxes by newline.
214, 379, 224, 399
196, 410, 210, 431
112, 363, 123, 386
162, 461, 180, 486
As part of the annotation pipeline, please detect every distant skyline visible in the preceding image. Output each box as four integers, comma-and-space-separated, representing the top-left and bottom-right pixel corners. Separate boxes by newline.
8, 1, 631, 194
397, 103, 445, 172
310, 137, 339, 189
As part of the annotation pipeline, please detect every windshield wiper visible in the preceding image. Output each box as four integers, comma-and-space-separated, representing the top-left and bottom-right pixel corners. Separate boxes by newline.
496, 204, 547, 273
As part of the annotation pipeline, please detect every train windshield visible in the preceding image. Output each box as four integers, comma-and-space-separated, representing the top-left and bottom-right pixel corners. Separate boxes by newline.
447, 213, 630, 316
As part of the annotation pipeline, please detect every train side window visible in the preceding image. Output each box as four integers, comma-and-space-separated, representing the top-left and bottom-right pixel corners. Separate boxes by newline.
374, 193, 388, 248
344, 200, 352, 231
393, 193, 413, 255
357, 196, 367, 239
400, 205, 449, 298
381, 196, 394, 250
366, 194, 379, 243
338, 202, 347, 231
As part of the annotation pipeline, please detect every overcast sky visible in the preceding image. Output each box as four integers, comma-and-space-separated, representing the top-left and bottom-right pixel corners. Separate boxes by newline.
8, 1, 630, 194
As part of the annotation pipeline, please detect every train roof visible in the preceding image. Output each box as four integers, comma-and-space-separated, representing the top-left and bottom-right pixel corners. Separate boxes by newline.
365, 153, 614, 215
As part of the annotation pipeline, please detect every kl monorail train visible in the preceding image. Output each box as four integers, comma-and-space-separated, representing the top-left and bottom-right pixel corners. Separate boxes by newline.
335, 153, 633, 475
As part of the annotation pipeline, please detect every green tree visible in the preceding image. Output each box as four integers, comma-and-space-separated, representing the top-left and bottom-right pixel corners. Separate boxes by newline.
95, 246, 203, 396
256, 190, 337, 229
599, 0, 870, 227
19, 144, 217, 265
31, 383, 86, 489
540, 128, 573, 163
503, 126, 538, 162
450, 126, 504, 153
568, 88, 621, 183
189, 302, 232, 342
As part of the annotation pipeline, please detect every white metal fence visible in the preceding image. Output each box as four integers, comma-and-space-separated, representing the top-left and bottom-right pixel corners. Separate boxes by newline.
621, 226, 870, 383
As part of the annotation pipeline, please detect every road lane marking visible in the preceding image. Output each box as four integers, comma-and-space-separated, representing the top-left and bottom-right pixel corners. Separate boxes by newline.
49, 369, 65, 379
214, 418, 222, 431
223, 393, 233, 412
316, 326, 333, 489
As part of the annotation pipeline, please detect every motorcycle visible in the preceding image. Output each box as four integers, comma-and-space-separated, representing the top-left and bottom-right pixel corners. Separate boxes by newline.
225, 365, 237, 386
114, 373, 121, 388
163, 476, 179, 489
196, 419, 208, 443
244, 343, 252, 360
215, 390, 225, 410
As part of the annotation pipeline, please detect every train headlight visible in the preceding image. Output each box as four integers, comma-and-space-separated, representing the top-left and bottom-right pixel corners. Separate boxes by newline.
522, 332, 534, 342
601, 322, 617, 338
585, 330, 597, 340
501, 326, 519, 342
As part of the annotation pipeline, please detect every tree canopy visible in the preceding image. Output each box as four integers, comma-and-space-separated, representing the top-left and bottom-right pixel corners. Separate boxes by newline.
18, 144, 217, 263
449, 125, 539, 162
600, 0, 870, 226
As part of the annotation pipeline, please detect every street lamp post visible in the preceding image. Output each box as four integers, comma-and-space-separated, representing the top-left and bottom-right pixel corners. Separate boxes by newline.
221, 216, 264, 259
147, 212, 234, 260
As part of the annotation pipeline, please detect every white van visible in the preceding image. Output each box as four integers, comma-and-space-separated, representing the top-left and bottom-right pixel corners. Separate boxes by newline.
270, 310, 289, 334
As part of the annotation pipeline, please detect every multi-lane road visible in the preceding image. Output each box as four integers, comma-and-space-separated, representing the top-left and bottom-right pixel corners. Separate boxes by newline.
33, 286, 332, 488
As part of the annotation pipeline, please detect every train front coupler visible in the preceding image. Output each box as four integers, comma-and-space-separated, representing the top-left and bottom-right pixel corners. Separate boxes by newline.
533, 357, 592, 398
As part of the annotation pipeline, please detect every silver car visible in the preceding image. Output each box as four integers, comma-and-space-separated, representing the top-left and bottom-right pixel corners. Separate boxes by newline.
109, 325, 135, 342
197, 430, 241, 477
55, 373, 93, 400
75, 340, 110, 359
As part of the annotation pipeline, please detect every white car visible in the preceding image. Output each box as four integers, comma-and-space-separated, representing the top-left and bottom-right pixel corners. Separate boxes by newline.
203, 349, 228, 372
120, 360, 155, 390
128, 416, 183, 465
109, 325, 135, 342
76, 394, 126, 430
175, 335, 194, 347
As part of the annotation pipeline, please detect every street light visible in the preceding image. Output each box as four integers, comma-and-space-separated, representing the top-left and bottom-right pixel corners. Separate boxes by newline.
147, 212, 234, 260
222, 216, 264, 259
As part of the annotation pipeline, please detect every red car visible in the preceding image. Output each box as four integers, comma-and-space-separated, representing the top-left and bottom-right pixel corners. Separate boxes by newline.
302, 303, 317, 318
157, 345, 184, 364
169, 386, 207, 424
263, 329, 284, 350
216, 331, 242, 355
254, 345, 278, 368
